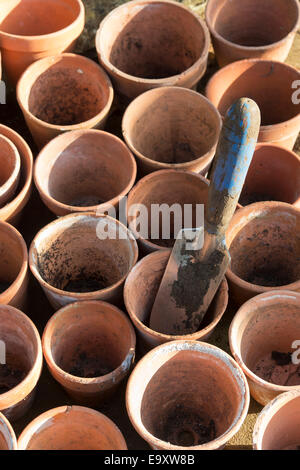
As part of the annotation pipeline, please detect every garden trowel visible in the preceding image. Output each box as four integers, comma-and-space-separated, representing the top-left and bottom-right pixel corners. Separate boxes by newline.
149, 97, 261, 335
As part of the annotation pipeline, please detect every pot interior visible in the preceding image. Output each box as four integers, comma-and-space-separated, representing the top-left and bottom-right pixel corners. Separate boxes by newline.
0, 0, 80, 36
37, 132, 135, 208
207, 0, 298, 47
125, 88, 220, 164
33, 215, 136, 293
260, 395, 300, 450
228, 209, 300, 288
0, 228, 24, 294
238, 296, 300, 387
49, 304, 133, 378
100, 2, 206, 79
139, 348, 243, 446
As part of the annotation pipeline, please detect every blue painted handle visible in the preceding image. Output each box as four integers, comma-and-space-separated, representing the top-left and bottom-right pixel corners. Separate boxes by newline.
206, 98, 261, 232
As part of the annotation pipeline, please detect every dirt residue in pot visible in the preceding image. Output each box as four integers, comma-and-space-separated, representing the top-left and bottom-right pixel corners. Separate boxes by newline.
69, 195, 104, 207
254, 351, 300, 386
245, 267, 295, 287
63, 270, 108, 293
0, 363, 26, 394
67, 351, 114, 378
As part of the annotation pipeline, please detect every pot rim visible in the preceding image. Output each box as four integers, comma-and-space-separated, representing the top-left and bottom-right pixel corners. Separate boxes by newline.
17, 405, 128, 450
205, 0, 300, 52
124, 250, 229, 342
0, 135, 21, 200
0, 0, 85, 44
34, 129, 137, 214
127, 169, 210, 251
252, 389, 300, 450
229, 290, 300, 394
0, 411, 17, 450
42, 300, 136, 386
122, 86, 222, 169
0, 124, 33, 222
0, 221, 28, 303
205, 59, 300, 132
29, 212, 139, 300
96, 0, 210, 86
0, 305, 43, 410
16, 53, 114, 132
126, 339, 250, 450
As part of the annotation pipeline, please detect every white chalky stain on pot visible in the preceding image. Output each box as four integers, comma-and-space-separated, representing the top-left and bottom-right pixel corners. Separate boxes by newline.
77, 69, 84, 74
120, 350, 135, 373
261, 294, 297, 302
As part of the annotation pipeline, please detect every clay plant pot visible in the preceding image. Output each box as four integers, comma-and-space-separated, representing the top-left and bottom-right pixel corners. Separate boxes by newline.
29, 212, 138, 310
43, 300, 136, 406
126, 340, 249, 450
0, 135, 21, 208
238, 144, 300, 208
0, 125, 33, 227
124, 250, 228, 352
253, 390, 300, 450
205, 59, 300, 150
0, 305, 43, 422
122, 87, 222, 176
226, 201, 300, 306
18, 406, 127, 450
127, 170, 209, 255
17, 53, 114, 149
205, 0, 300, 67
34, 129, 137, 216
0, 412, 17, 450
0, 0, 85, 85
0, 221, 28, 310
230, 290, 300, 406
96, 0, 210, 100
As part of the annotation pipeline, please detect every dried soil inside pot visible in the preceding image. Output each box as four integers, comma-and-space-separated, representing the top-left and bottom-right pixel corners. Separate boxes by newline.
101, 2, 206, 80
0, 361, 27, 394
254, 351, 300, 387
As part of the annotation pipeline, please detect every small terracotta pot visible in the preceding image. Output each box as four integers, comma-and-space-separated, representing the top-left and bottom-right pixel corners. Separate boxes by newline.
0, 0, 85, 85
122, 86, 221, 176
226, 202, 300, 306
124, 250, 228, 352
0, 135, 21, 209
229, 290, 300, 406
0, 412, 17, 450
0, 125, 33, 227
205, 59, 300, 150
96, 0, 210, 100
0, 221, 28, 310
238, 144, 300, 208
0, 305, 43, 422
126, 340, 249, 450
43, 300, 136, 406
253, 390, 300, 450
17, 53, 114, 149
127, 170, 209, 254
34, 129, 137, 216
29, 212, 139, 309
18, 406, 127, 450
205, 0, 300, 66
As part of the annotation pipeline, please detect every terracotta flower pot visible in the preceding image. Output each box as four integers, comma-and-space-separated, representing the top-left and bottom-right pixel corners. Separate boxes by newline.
230, 290, 300, 406
205, 59, 300, 150
17, 53, 114, 149
96, 0, 210, 100
0, 0, 85, 85
205, 0, 300, 66
29, 212, 139, 309
0, 125, 33, 227
226, 202, 300, 306
126, 340, 249, 450
0, 412, 17, 450
0, 135, 21, 209
124, 250, 228, 352
122, 86, 221, 176
18, 406, 127, 450
127, 169, 209, 255
43, 300, 136, 406
0, 305, 43, 422
0, 221, 28, 310
34, 129, 136, 216
253, 390, 300, 450
238, 144, 300, 208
